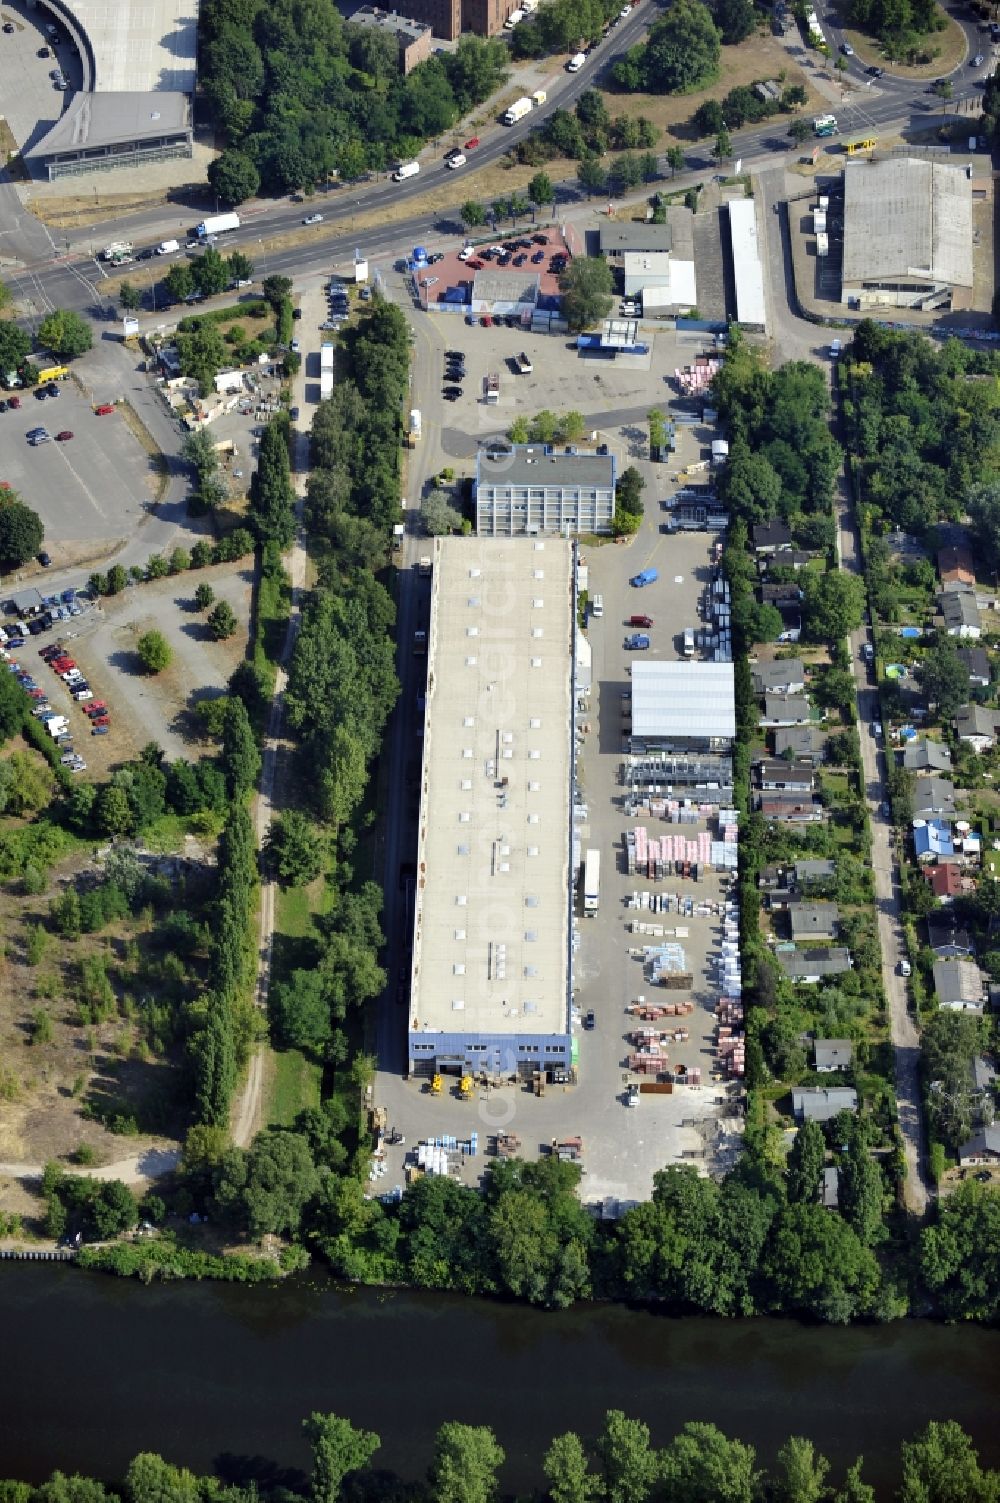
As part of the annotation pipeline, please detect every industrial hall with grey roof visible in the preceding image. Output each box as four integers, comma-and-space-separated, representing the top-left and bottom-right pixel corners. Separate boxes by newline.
841, 157, 974, 312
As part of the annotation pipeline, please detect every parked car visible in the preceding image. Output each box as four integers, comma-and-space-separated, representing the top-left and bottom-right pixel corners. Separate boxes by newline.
55, 430, 73, 441
94, 403, 115, 415
91, 725, 110, 735
584, 1009, 596, 1029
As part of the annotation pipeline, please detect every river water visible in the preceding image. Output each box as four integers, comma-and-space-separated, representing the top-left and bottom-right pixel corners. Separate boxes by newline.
1, 1265, 998, 1494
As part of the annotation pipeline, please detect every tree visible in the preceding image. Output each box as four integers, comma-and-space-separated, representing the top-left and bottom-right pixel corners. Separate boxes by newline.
617, 467, 645, 518
228, 251, 255, 284
191, 247, 230, 299
899, 1422, 996, 1503
597, 1411, 657, 1503
126, 1454, 200, 1503
802, 570, 866, 643
919, 1181, 1000, 1320
261, 275, 293, 307
762, 1203, 879, 1322
164, 263, 195, 303
0, 323, 31, 377
832, 1460, 875, 1503
544, 1434, 598, 1503
967, 481, 1000, 575
208, 149, 261, 206
642, 0, 721, 94
577, 159, 607, 197
266, 809, 326, 886
916, 634, 969, 721
773, 1438, 829, 1503
461, 200, 486, 227
559, 256, 614, 332
660, 1423, 758, 1503
37, 309, 92, 358
207, 600, 238, 640
136, 630, 172, 674
214, 1129, 319, 1239
0, 495, 44, 567
303, 1414, 381, 1503
119, 282, 141, 312
423, 489, 463, 536
712, 0, 756, 42
95, 783, 133, 837
713, 128, 732, 162
529, 171, 555, 207
194, 582, 215, 611
430, 1423, 505, 1503
789, 119, 812, 145
272, 970, 333, 1056
221, 696, 260, 798
786, 1118, 825, 1203
665, 145, 685, 176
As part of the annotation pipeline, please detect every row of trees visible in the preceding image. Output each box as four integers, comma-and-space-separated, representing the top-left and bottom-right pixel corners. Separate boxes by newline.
511, 0, 623, 57
5, 1410, 997, 1503
161, 248, 254, 307
186, 701, 260, 1128
200, 0, 509, 197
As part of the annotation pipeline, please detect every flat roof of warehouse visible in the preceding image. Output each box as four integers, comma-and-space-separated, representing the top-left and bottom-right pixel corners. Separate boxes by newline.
630, 660, 736, 740
410, 537, 574, 1038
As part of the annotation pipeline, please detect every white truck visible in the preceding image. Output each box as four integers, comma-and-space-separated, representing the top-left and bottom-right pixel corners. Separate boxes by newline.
408, 408, 422, 446
195, 212, 241, 239
393, 160, 420, 181
504, 7, 525, 24
156, 239, 180, 256
320, 341, 334, 400
583, 849, 600, 916
567, 51, 586, 70
532, 88, 547, 105
503, 96, 533, 125
101, 242, 133, 264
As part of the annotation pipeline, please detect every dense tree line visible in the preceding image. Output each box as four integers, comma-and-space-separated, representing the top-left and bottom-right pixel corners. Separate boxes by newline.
4, 1410, 998, 1503
199, 0, 509, 197
249, 417, 296, 548
840, 323, 1000, 545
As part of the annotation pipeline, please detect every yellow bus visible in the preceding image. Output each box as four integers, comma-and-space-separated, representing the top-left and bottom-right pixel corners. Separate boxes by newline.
846, 136, 877, 155
37, 365, 69, 383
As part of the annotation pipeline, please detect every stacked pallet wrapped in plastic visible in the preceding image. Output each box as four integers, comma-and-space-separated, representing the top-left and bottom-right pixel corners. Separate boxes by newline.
674, 358, 722, 397
416, 1143, 450, 1176
646, 941, 685, 984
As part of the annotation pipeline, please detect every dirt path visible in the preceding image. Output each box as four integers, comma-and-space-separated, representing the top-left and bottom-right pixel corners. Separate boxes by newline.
231, 388, 311, 1149
0, 1148, 180, 1187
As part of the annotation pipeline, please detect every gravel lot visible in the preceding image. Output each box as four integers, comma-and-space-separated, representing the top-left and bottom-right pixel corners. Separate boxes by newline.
38, 565, 252, 770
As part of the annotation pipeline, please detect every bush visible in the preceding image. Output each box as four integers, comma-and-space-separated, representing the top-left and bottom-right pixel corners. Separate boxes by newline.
195, 582, 216, 611
136, 631, 172, 674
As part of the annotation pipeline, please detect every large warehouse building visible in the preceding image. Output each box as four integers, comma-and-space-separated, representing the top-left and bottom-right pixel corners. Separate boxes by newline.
26, 1, 196, 180
841, 157, 973, 311
408, 537, 576, 1079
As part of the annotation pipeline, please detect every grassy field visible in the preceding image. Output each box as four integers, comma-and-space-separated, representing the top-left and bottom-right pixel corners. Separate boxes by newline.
266, 1047, 322, 1127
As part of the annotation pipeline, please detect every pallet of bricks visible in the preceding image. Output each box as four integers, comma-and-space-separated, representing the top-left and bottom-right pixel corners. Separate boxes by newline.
627, 997, 695, 1020
715, 998, 745, 1078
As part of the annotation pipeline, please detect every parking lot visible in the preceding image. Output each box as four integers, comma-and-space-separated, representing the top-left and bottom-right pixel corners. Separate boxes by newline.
0, 1, 81, 153
1, 381, 154, 559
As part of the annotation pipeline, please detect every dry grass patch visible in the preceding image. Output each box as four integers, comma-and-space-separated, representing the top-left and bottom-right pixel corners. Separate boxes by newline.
601, 33, 825, 140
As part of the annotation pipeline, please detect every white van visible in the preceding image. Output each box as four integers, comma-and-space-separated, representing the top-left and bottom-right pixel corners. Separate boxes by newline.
567, 51, 586, 70
393, 160, 420, 181
156, 239, 180, 255
591, 594, 604, 618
